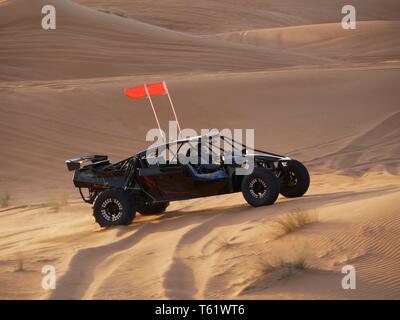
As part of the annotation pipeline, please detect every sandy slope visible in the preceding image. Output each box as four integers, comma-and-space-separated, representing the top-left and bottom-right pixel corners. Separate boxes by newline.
0, 0, 400, 300
1, 173, 399, 299
75, 0, 400, 34
212, 21, 400, 63
0, 0, 324, 81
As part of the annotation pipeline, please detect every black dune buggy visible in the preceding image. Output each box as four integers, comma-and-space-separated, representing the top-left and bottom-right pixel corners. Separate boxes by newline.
66, 133, 310, 227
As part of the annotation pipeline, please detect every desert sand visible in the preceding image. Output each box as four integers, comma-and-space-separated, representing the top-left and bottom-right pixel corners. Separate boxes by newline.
0, 0, 399, 299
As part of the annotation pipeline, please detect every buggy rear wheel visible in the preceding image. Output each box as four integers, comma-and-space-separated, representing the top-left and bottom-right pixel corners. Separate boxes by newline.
93, 189, 136, 227
241, 167, 280, 207
279, 160, 310, 198
137, 202, 169, 215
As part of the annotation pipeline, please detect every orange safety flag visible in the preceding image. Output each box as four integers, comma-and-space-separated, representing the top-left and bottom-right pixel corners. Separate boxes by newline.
124, 82, 167, 99
147, 82, 168, 96
124, 85, 147, 99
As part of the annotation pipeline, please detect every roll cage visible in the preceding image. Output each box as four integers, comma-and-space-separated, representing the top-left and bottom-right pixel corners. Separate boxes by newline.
136, 133, 288, 165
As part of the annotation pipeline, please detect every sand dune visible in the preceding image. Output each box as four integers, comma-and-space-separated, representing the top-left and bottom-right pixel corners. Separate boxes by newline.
0, 0, 399, 300
0, 0, 325, 81
212, 21, 400, 63
308, 111, 400, 175
76, 0, 400, 34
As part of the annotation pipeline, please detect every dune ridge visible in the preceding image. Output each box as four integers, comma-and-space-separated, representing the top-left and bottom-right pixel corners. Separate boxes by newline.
75, 0, 400, 34
0, 0, 327, 81
308, 111, 400, 175
211, 21, 400, 63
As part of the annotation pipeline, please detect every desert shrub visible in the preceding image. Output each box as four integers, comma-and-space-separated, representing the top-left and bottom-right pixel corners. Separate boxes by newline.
0, 192, 10, 208
59, 193, 69, 207
260, 255, 308, 275
15, 252, 24, 272
97, 7, 128, 18
274, 208, 318, 235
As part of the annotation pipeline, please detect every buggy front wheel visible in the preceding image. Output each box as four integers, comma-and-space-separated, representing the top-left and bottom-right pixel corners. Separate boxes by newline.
279, 160, 310, 198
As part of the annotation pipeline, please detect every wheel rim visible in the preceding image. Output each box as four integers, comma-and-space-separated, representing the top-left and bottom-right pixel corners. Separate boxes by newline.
249, 178, 267, 199
101, 198, 123, 221
287, 171, 298, 187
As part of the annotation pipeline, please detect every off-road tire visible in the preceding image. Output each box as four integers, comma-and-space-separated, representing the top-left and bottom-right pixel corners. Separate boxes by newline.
279, 160, 310, 198
93, 189, 136, 227
241, 167, 280, 207
137, 202, 169, 215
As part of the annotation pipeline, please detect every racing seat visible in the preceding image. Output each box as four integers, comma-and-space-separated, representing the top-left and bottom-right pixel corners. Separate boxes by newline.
198, 163, 221, 173
184, 164, 228, 181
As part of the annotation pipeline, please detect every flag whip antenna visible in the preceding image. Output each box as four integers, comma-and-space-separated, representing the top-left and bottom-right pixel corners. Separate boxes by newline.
144, 84, 165, 142
163, 81, 182, 136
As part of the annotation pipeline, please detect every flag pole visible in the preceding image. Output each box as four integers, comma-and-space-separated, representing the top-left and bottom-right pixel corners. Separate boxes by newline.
163, 82, 182, 136
144, 84, 165, 142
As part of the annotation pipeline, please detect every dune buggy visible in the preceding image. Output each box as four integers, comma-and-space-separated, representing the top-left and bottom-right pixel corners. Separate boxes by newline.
66, 133, 310, 227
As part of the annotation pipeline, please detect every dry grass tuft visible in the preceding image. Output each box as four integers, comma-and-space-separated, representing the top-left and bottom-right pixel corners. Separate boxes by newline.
0, 191, 10, 208
274, 208, 318, 236
260, 255, 308, 275
242, 253, 310, 293
15, 252, 24, 272
97, 7, 128, 18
